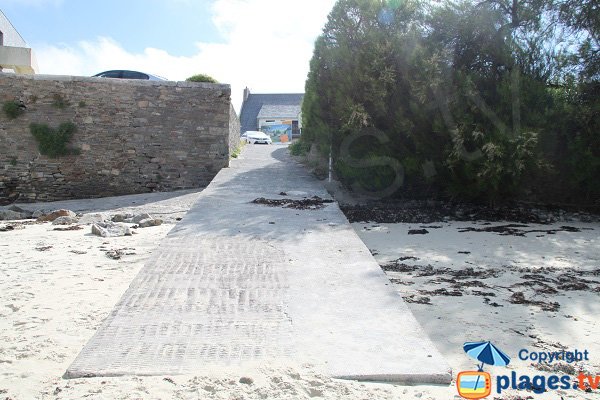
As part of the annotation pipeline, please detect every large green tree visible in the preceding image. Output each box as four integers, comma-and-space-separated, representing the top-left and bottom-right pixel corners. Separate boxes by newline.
301, 0, 599, 204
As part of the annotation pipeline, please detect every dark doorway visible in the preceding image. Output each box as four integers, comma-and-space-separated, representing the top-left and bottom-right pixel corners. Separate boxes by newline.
292, 120, 300, 138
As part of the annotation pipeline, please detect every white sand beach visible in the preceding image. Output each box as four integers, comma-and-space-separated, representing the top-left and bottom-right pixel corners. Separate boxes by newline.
1, 190, 598, 399
354, 219, 600, 399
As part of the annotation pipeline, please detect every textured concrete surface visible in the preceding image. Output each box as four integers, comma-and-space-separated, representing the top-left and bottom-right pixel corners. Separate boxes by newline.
66, 145, 451, 384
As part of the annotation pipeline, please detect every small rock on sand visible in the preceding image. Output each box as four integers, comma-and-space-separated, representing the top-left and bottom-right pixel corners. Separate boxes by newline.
37, 210, 76, 222
137, 218, 163, 228
111, 213, 133, 223
52, 216, 79, 225
79, 213, 105, 225
32, 210, 46, 219
0, 210, 23, 221
91, 222, 132, 237
131, 213, 153, 224
7, 205, 33, 219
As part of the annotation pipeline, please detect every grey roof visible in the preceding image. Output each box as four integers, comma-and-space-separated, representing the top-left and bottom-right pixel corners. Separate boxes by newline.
240, 93, 304, 133
257, 104, 302, 119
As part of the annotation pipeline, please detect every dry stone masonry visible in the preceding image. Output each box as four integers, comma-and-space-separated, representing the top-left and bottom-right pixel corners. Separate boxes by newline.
0, 73, 240, 202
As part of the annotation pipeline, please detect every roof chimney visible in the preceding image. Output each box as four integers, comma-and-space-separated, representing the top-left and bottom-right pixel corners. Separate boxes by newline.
243, 87, 251, 103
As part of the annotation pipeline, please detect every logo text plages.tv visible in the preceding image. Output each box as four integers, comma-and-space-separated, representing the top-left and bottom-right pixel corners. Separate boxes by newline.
457, 344, 599, 399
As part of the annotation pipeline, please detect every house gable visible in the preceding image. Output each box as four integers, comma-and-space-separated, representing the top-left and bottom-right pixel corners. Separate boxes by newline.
239, 91, 304, 134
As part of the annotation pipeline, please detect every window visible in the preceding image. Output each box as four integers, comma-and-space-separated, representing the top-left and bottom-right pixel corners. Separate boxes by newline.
0, 30, 4, 46
98, 71, 123, 78
122, 71, 149, 80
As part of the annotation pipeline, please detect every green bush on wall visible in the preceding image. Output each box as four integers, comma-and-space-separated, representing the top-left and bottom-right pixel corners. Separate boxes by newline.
29, 122, 79, 158
186, 74, 218, 83
3, 100, 25, 119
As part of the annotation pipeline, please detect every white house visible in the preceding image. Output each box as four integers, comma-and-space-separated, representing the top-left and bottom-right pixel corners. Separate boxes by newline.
239, 88, 303, 143
0, 9, 38, 74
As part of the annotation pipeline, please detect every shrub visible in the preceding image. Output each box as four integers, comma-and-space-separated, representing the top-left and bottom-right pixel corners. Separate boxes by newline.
445, 131, 544, 204
29, 122, 79, 158
3, 100, 25, 119
186, 74, 218, 83
335, 156, 398, 193
289, 140, 311, 156
231, 141, 246, 159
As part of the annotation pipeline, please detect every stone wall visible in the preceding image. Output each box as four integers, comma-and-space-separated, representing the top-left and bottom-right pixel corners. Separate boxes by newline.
228, 103, 241, 153
0, 73, 239, 202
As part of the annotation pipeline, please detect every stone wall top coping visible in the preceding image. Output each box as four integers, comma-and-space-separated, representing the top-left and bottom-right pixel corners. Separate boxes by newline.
0, 72, 231, 92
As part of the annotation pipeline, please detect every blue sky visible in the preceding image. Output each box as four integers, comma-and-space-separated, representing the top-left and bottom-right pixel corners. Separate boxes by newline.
2, 0, 222, 57
0, 0, 336, 110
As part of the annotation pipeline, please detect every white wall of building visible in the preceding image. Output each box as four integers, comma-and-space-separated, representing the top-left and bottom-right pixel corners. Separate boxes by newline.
0, 10, 37, 74
0, 10, 27, 47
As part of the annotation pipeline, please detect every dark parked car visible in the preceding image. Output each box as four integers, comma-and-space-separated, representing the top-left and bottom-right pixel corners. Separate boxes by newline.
92, 70, 167, 81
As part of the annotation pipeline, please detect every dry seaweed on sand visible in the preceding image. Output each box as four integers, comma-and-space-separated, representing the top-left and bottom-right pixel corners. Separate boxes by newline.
251, 196, 333, 210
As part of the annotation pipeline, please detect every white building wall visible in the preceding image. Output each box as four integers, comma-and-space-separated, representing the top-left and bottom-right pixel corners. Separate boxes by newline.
258, 118, 290, 127
0, 10, 27, 47
258, 114, 302, 129
0, 10, 37, 73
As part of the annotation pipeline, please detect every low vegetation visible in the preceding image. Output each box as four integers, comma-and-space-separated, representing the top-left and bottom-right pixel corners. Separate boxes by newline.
186, 74, 218, 83
289, 140, 311, 157
2, 100, 25, 119
29, 122, 79, 158
231, 141, 246, 159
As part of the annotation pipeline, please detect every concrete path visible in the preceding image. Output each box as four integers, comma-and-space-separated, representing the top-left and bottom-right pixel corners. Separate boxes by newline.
66, 145, 451, 384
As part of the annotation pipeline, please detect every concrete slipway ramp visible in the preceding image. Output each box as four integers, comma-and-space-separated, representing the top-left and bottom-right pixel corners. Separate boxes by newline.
66, 145, 451, 384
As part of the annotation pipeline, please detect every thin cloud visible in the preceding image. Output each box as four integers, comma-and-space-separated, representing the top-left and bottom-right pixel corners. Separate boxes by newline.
33, 0, 336, 110
1, 0, 64, 7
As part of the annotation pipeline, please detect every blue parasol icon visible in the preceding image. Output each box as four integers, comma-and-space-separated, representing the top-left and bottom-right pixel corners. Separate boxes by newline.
463, 341, 511, 396
464, 341, 511, 371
